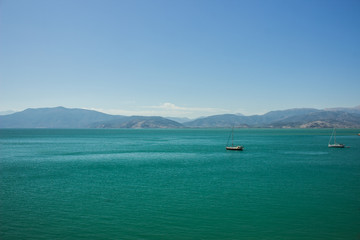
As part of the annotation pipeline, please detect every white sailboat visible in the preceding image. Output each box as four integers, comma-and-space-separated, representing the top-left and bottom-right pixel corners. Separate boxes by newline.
328, 128, 345, 148
226, 127, 244, 151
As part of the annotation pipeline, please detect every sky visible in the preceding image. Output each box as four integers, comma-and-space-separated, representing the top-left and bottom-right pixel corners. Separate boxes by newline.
1, 0, 359, 118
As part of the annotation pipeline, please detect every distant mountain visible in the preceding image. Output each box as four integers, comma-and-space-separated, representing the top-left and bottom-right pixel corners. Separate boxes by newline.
92, 116, 183, 129
324, 106, 360, 114
166, 117, 192, 124
184, 108, 360, 128
185, 108, 320, 128
0, 107, 119, 128
0, 107, 183, 129
259, 108, 320, 124
270, 111, 360, 128
184, 114, 250, 128
1, 106, 360, 129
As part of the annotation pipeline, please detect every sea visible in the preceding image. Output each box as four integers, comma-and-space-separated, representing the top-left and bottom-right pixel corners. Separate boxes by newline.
0, 128, 359, 240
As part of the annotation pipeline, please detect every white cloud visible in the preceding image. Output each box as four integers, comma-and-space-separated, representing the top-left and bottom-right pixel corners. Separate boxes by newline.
150, 103, 187, 110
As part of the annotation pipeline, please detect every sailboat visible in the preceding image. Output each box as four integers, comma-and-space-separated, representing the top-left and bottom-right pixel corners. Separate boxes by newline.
328, 128, 345, 148
226, 127, 244, 151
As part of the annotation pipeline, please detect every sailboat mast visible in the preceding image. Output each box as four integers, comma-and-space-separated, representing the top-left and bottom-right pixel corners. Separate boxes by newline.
232, 128, 234, 146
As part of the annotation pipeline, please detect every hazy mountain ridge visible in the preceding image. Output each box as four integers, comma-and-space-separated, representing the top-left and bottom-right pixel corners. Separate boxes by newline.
184, 108, 323, 128
184, 107, 360, 128
269, 111, 360, 128
0, 107, 183, 129
324, 105, 360, 113
91, 116, 183, 129
165, 117, 192, 124
0, 107, 119, 128
0, 106, 360, 128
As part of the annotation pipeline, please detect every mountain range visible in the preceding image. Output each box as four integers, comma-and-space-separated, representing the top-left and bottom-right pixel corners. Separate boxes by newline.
0, 106, 360, 129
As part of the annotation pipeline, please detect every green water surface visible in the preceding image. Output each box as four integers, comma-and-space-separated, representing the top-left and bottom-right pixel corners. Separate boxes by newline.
1, 129, 359, 239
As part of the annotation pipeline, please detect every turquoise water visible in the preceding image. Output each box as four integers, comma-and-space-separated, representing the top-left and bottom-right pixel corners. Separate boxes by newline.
1, 129, 359, 239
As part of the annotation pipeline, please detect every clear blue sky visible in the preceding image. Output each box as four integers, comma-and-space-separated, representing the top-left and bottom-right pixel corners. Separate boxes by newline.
1, 0, 359, 118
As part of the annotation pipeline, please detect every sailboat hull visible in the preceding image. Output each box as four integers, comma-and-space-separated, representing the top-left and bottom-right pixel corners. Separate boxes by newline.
328, 144, 345, 148
226, 146, 244, 151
